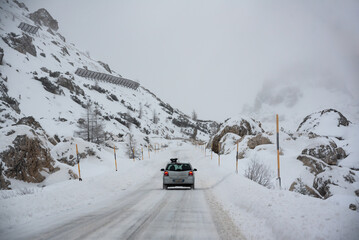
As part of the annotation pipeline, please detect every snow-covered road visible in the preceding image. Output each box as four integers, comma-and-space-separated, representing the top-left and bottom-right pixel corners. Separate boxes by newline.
25, 178, 239, 240
1, 144, 243, 240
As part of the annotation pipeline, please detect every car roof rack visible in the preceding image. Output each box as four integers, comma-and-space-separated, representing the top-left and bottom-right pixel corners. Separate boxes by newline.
170, 158, 178, 163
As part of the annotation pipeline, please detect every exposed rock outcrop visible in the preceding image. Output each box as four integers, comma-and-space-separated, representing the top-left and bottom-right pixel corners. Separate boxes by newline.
15, 116, 43, 130
2, 33, 37, 57
0, 47, 4, 65
13, 0, 29, 11
247, 134, 272, 149
211, 118, 264, 153
0, 162, 11, 189
57, 77, 84, 96
289, 178, 321, 198
34, 76, 63, 95
1, 80, 20, 114
313, 174, 333, 199
301, 140, 346, 166
29, 8, 59, 31
98, 61, 112, 73
0, 134, 58, 184
297, 155, 328, 175
57, 33, 66, 42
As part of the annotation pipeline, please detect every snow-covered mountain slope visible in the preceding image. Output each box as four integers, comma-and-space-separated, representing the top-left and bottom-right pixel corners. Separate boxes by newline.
0, 0, 217, 189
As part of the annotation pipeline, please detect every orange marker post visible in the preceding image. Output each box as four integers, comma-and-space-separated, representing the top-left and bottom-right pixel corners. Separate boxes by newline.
132, 148, 135, 162
276, 114, 281, 189
76, 144, 82, 181
114, 146, 118, 171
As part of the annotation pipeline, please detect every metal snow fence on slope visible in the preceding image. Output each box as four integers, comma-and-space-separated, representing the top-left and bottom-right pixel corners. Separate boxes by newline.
75, 68, 139, 90
18, 22, 39, 34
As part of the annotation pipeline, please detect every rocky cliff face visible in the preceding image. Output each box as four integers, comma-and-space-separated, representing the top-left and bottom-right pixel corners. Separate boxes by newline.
29, 8, 59, 31
2, 32, 37, 57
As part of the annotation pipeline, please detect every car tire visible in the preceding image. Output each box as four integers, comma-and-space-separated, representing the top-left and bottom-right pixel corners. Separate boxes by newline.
191, 184, 195, 190
163, 184, 167, 190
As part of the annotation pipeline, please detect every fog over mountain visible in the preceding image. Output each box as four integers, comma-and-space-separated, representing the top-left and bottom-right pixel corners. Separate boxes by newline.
27, 0, 359, 121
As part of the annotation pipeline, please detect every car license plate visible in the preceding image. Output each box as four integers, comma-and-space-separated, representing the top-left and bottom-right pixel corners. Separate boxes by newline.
173, 179, 184, 183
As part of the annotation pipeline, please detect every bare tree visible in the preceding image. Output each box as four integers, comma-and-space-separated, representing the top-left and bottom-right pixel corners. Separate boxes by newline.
75, 101, 105, 143
126, 131, 138, 158
75, 101, 92, 141
152, 109, 159, 124
138, 103, 143, 119
244, 159, 273, 188
192, 110, 198, 121
191, 127, 198, 140
92, 105, 105, 144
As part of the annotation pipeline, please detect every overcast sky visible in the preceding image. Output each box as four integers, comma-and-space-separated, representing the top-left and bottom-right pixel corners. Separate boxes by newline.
27, 0, 359, 121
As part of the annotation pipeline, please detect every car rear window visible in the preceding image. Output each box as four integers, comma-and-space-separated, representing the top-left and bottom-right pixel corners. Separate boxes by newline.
166, 163, 192, 171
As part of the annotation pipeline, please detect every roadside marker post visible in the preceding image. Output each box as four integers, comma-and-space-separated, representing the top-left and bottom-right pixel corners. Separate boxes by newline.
114, 146, 117, 171
142, 147, 144, 160
132, 147, 135, 162
76, 144, 82, 181
211, 142, 213, 160
218, 142, 221, 166
276, 114, 282, 189
236, 142, 239, 174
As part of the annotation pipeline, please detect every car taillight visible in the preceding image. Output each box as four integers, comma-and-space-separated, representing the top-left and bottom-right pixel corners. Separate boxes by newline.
164, 171, 169, 176
189, 171, 193, 176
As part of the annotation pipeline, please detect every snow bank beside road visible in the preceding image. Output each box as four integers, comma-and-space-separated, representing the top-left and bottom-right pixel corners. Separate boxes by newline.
190, 146, 359, 240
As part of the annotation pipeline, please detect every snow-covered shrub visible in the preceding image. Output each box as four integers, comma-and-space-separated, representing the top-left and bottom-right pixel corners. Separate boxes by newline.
244, 159, 273, 188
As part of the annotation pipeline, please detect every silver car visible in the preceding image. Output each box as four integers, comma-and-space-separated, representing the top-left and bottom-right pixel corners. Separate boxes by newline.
161, 159, 197, 189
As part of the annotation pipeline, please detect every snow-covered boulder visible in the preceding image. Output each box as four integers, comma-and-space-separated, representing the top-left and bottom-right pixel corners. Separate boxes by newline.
297, 109, 350, 138
210, 117, 264, 153
300, 139, 346, 166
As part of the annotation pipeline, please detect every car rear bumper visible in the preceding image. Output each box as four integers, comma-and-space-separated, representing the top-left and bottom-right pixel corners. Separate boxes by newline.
163, 176, 194, 186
